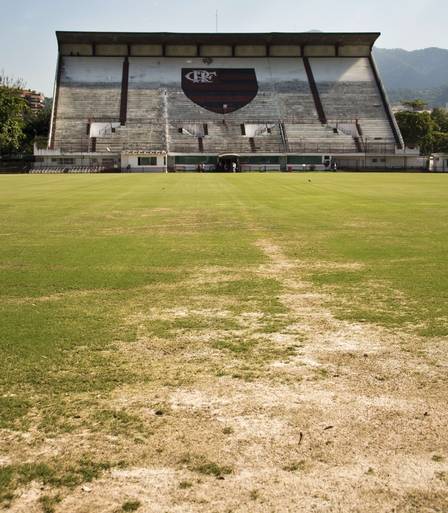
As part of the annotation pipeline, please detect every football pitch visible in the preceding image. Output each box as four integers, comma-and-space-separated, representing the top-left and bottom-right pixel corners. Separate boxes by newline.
1, 173, 447, 512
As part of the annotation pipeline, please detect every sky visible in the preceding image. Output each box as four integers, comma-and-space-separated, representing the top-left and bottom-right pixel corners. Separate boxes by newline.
0, 0, 447, 96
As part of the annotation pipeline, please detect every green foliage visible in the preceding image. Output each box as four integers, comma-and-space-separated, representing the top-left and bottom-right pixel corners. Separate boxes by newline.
395, 110, 435, 153
432, 131, 448, 153
419, 133, 435, 156
401, 99, 428, 111
0, 72, 51, 155
396, 106, 448, 154
431, 107, 448, 132
0, 86, 28, 154
22, 105, 52, 152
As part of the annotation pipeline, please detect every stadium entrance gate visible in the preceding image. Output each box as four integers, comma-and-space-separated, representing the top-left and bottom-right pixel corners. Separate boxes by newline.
217, 154, 240, 172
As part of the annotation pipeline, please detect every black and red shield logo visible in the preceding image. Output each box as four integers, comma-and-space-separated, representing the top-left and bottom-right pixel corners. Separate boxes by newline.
182, 68, 258, 114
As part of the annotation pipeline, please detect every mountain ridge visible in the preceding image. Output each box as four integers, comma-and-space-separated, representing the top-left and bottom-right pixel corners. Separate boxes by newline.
373, 46, 448, 106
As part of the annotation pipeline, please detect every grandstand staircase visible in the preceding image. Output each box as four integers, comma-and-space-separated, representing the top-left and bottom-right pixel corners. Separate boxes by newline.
168, 120, 285, 154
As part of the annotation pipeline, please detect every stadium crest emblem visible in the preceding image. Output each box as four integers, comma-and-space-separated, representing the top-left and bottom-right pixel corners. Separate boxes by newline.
185, 70, 217, 84
182, 68, 258, 114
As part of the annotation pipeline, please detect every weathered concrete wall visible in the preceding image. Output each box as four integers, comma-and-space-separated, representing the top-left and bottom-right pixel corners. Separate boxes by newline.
310, 57, 373, 82
199, 45, 233, 57
61, 57, 123, 84
269, 45, 301, 57
126, 57, 315, 122
96, 44, 128, 56
130, 44, 163, 56
60, 44, 93, 56
304, 45, 336, 57
234, 45, 267, 57
129, 58, 162, 87
339, 45, 371, 57
268, 58, 309, 83
165, 45, 198, 57
121, 153, 166, 170
128, 57, 309, 87
58, 43, 372, 59
335, 156, 426, 169
89, 122, 121, 138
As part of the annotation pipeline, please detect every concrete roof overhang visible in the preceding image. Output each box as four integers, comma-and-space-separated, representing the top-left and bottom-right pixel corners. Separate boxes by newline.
56, 31, 380, 49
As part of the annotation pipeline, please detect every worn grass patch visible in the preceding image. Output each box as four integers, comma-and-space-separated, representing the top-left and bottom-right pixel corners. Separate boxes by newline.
0, 173, 447, 512
179, 453, 233, 478
0, 458, 112, 506
0, 396, 31, 429
120, 499, 141, 512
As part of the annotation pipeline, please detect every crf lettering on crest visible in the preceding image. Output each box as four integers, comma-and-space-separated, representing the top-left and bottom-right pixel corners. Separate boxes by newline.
185, 70, 217, 84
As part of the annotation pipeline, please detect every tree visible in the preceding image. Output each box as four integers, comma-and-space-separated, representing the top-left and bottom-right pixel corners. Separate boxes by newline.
401, 99, 428, 112
431, 107, 448, 133
0, 84, 29, 155
0, 72, 51, 154
395, 111, 435, 154
22, 102, 52, 152
432, 131, 448, 153
419, 133, 435, 156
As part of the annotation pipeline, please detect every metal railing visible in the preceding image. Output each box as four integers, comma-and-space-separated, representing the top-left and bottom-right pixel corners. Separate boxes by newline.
49, 139, 397, 156
50, 115, 399, 156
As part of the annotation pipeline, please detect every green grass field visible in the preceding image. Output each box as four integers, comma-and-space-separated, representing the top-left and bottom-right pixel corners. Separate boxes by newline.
1, 173, 447, 512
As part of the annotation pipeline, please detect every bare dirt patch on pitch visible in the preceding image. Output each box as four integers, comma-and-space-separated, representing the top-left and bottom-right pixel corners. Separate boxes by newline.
5, 240, 448, 513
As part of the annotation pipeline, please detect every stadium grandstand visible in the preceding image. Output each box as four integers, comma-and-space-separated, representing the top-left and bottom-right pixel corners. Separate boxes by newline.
34, 31, 418, 172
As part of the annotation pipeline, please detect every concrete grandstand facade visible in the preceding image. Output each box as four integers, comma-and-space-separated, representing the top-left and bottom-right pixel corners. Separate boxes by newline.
35, 32, 417, 172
